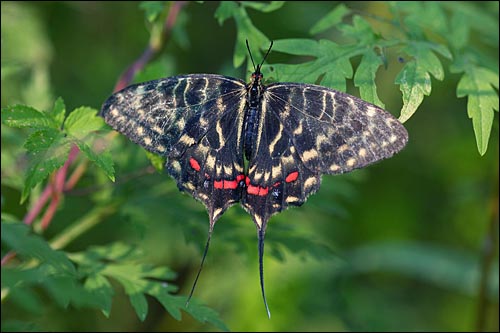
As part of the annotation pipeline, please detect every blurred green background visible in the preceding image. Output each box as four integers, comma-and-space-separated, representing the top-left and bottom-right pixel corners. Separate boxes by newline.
1, 1, 498, 332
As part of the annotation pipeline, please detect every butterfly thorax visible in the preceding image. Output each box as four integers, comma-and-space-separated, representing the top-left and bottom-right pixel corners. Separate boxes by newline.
243, 68, 265, 160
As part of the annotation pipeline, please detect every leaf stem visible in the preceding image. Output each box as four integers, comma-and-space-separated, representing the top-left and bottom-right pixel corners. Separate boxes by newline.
50, 204, 118, 251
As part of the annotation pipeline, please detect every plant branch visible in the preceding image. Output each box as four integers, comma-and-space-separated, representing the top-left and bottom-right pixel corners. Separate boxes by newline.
19, 2, 186, 233
113, 1, 187, 92
50, 204, 118, 251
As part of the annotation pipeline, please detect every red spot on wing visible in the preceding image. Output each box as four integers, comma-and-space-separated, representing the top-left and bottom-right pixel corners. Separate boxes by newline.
189, 158, 201, 172
285, 171, 299, 183
247, 183, 269, 197
222, 180, 238, 189
214, 174, 246, 190
258, 187, 269, 196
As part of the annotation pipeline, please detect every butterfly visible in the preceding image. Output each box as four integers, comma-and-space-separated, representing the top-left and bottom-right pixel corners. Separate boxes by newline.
101, 41, 408, 317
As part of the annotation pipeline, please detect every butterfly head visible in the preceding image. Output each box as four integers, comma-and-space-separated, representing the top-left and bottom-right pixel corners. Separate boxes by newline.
246, 39, 273, 83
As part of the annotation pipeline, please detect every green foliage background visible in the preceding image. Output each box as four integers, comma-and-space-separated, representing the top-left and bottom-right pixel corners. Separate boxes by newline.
1, 1, 498, 332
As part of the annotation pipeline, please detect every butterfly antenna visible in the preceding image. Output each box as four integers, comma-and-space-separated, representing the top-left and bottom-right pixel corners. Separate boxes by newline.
258, 227, 271, 319
186, 226, 213, 307
246, 40, 274, 72
246, 39, 257, 71
260, 40, 274, 69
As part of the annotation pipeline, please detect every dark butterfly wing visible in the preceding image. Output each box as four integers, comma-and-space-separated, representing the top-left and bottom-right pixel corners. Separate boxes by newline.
242, 82, 408, 231
101, 74, 248, 224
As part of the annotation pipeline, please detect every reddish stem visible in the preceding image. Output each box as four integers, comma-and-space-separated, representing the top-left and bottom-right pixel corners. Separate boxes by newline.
3, 2, 186, 268
113, 1, 187, 92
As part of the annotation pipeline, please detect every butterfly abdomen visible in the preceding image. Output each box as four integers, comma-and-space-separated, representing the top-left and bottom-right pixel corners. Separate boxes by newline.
243, 105, 261, 160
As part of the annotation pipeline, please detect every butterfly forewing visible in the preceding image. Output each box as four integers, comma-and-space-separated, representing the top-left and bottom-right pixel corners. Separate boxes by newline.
102, 74, 249, 223
265, 83, 408, 174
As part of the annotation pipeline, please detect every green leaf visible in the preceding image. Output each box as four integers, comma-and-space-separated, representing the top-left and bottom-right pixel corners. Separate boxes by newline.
74, 140, 115, 182
338, 15, 376, 44
310, 3, 351, 35
153, 293, 230, 331
214, 1, 238, 25
354, 49, 385, 108
214, 2, 270, 69
395, 61, 430, 123
232, 7, 269, 68
24, 128, 61, 153
270, 39, 360, 91
64, 107, 106, 140
240, 1, 285, 13
129, 293, 149, 321
1, 219, 75, 275
457, 67, 499, 155
1, 104, 57, 129
448, 11, 469, 49
442, 1, 499, 47
42, 275, 76, 308
84, 274, 114, 317
47, 97, 66, 128
21, 130, 71, 202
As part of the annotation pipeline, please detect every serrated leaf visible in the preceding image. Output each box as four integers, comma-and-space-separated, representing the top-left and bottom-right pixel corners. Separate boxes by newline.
448, 11, 469, 49
442, 2, 499, 47
153, 293, 229, 331
457, 67, 499, 155
214, 1, 238, 25
354, 49, 385, 108
232, 6, 269, 68
22, 132, 71, 202
24, 128, 61, 153
241, 1, 284, 13
84, 274, 114, 317
1, 104, 57, 129
74, 140, 115, 181
270, 39, 361, 91
310, 3, 351, 35
1, 220, 75, 275
338, 15, 376, 44
405, 42, 448, 80
395, 61, 431, 123
181, 297, 229, 331
42, 275, 76, 308
68, 242, 227, 330
215, 1, 272, 70
8, 286, 43, 314
64, 107, 106, 139
129, 293, 149, 321
48, 97, 66, 127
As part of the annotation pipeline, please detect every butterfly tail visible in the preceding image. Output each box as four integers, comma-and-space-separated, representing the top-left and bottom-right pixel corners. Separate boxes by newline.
258, 227, 271, 319
186, 225, 213, 307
